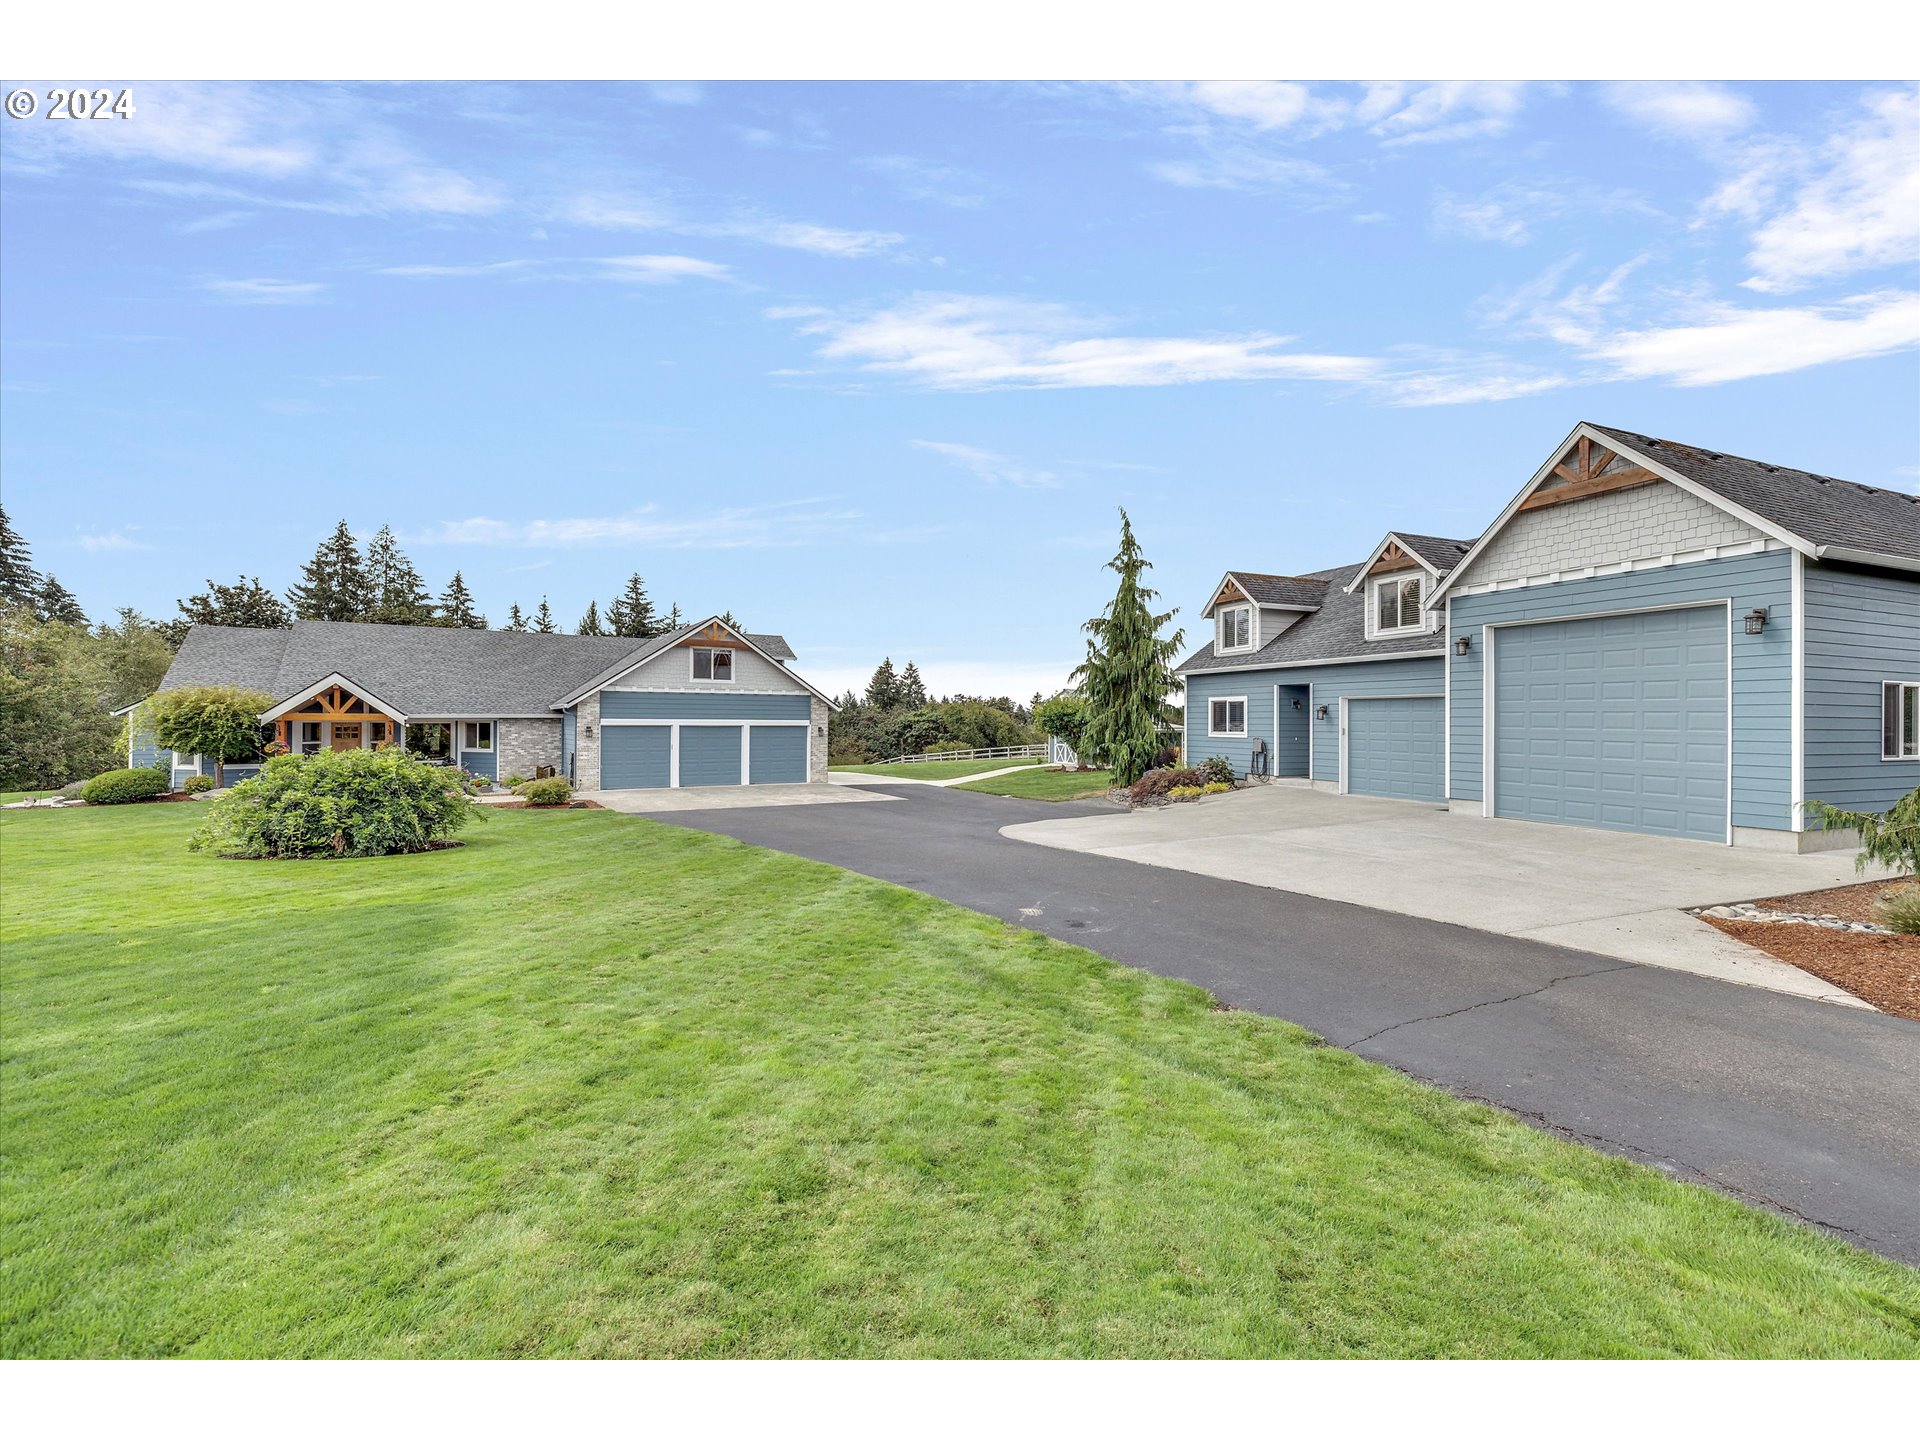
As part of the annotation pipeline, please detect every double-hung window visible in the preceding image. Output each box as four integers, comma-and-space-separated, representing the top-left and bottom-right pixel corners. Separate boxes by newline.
1886, 681, 1920, 761
1217, 605, 1252, 652
460, 721, 493, 752
692, 647, 735, 681
1208, 697, 1248, 737
1370, 574, 1426, 636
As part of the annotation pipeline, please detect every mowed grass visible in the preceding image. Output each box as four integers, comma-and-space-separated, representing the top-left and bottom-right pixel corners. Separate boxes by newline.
956, 766, 1117, 800
3, 807, 1917, 1359
0, 790, 57, 805
831, 757, 1047, 780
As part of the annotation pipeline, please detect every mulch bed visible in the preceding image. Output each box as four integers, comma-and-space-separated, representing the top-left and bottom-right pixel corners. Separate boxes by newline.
1698, 877, 1919, 1021
484, 799, 604, 809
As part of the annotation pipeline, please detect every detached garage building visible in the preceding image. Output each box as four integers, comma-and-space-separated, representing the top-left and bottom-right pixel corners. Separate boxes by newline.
1180, 422, 1919, 849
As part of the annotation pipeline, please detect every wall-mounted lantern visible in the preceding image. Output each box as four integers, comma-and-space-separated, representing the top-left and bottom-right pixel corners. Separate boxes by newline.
584, 723, 595, 739
1744, 608, 1769, 635
1455, 634, 1472, 656
1315, 704, 1330, 721
1291, 696, 1303, 710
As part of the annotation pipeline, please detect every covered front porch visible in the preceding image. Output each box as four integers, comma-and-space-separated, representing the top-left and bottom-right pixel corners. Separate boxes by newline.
262, 673, 500, 780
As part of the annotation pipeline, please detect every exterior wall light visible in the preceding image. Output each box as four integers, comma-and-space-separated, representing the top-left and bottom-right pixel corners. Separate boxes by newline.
1291, 697, 1303, 710
1455, 634, 1472, 656
1744, 608, 1769, 635
1315, 704, 1330, 721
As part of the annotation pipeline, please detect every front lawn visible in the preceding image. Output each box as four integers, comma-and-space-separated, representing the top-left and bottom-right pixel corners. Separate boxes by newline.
831, 757, 1047, 780
0, 790, 57, 805
3, 805, 1917, 1358
955, 766, 1117, 801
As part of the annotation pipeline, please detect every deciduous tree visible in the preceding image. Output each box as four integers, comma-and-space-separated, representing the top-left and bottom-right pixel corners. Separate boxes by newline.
146, 685, 275, 787
169, 576, 292, 647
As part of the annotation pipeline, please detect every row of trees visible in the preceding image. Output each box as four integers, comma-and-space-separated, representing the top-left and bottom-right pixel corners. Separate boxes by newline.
827, 657, 1039, 763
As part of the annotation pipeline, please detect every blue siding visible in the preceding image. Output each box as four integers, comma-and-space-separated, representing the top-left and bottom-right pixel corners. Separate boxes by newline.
561, 707, 578, 782
679, 726, 742, 786
600, 690, 810, 721
1804, 561, 1920, 813
749, 725, 808, 783
460, 748, 498, 782
1185, 655, 1444, 783
602, 726, 671, 788
1449, 549, 1791, 830
129, 710, 170, 772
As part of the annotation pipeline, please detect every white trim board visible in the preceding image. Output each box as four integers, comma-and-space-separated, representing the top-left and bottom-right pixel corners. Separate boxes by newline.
1179, 647, 1445, 679
1205, 695, 1250, 738
260, 671, 410, 724
1342, 531, 1448, 594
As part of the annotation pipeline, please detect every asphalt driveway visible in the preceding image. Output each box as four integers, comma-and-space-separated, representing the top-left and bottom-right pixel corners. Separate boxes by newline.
653, 783, 1920, 1266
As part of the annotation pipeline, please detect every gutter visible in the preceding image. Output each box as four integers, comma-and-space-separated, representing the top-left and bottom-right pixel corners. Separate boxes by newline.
1813, 545, 1920, 575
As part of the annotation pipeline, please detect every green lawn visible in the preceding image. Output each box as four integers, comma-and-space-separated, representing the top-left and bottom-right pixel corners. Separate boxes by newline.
3, 806, 1916, 1358
831, 757, 1047, 780
955, 766, 1117, 800
0, 790, 57, 805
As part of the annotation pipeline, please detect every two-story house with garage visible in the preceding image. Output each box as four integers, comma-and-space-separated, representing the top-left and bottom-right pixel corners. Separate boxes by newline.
1179, 422, 1920, 849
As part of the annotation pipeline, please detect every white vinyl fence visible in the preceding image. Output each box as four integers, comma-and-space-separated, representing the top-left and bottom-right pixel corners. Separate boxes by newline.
882, 743, 1049, 764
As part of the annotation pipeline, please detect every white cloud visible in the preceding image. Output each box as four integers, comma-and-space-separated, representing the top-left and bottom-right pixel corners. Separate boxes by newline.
1147, 148, 1338, 196
1359, 82, 1529, 146
596, 254, 734, 283
1432, 187, 1552, 245
1176, 81, 1316, 131
75, 530, 152, 552
1742, 87, 1920, 293
406, 498, 861, 549
377, 259, 541, 278
1591, 290, 1920, 385
1382, 369, 1568, 407
1601, 82, 1757, 139
202, 277, 325, 304
560, 193, 673, 230
858, 155, 987, 209
912, 440, 1060, 488
785, 293, 1378, 391
376, 254, 731, 285
692, 217, 903, 258
646, 82, 704, 106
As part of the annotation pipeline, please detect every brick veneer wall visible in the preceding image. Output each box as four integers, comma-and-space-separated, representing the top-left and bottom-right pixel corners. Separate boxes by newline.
498, 718, 563, 781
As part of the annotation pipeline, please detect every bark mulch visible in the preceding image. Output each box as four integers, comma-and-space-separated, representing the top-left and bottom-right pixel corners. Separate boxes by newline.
484, 799, 605, 809
1701, 876, 1920, 1021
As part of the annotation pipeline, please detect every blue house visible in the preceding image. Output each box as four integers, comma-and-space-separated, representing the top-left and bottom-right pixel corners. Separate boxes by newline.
1179, 422, 1920, 850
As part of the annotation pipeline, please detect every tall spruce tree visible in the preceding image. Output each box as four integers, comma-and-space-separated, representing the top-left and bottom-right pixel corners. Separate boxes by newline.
865, 658, 902, 710
169, 576, 293, 647
36, 574, 87, 627
1073, 508, 1183, 786
362, 525, 435, 625
576, 600, 605, 636
0, 505, 40, 607
665, 602, 683, 629
606, 573, 663, 638
437, 571, 486, 629
532, 597, 557, 633
718, 609, 741, 630
899, 661, 928, 709
286, 520, 368, 622
505, 603, 528, 632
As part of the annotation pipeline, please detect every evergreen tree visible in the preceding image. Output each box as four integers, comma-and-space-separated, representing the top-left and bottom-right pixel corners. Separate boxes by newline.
1072, 508, 1184, 786
718, 610, 741, 630
606, 573, 663, 638
169, 575, 293, 646
286, 520, 368, 622
532, 597, 557, 633
665, 603, 683, 629
899, 661, 928, 709
0, 504, 40, 607
576, 600, 605, 636
36, 574, 87, 627
436, 570, 486, 629
362, 525, 435, 625
865, 657, 902, 710
505, 603, 528, 632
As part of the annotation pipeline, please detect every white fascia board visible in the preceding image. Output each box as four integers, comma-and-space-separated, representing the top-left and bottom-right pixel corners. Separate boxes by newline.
260, 672, 410, 724
1815, 545, 1920, 574
1177, 648, 1445, 677
1342, 533, 1445, 594
556, 616, 840, 710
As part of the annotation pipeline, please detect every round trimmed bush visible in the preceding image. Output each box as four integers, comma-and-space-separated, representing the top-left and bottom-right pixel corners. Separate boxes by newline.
190, 749, 478, 860
182, 774, 217, 795
80, 768, 170, 805
519, 776, 573, 807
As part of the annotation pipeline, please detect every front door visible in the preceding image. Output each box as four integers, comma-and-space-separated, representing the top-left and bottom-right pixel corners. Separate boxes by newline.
330, 723, 362, 752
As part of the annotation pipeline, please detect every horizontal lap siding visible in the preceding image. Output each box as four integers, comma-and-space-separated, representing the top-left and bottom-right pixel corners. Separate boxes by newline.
1804, 562, 1920, 812
1448, 549, 1791, 829
1307, 658, 1446, 787
1185, 656, 1443, 783
600, 691, 810, 721
1182, 672, 1273, 777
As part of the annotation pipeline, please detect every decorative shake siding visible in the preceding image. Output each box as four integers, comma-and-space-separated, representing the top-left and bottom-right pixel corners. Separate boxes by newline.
574, 692, 601, 790
609, 641, 797, 692
1448, 548, 1793, 830
1461, 480, 1763, 591
1803, 561, 1920, 812
497, 718, 563, 779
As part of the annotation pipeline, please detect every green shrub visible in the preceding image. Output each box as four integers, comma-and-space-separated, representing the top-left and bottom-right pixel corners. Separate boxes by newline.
182, 774, 217, 795
501, 774, 529, 790
59, 781, 85, 802
190, 749, 478, 860
80, 768, 170, 805
1202, 780, 1232, 795
1806, 788, 1919, 877
1129, 766, 1206, 803
1881, 888, 1920, 936
520, 776, 573, 807
1199, 755, 1235, 786
1167, 784, 1205, 799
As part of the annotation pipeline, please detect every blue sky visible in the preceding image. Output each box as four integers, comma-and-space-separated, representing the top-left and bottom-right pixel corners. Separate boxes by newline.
3, 79, 1916, 698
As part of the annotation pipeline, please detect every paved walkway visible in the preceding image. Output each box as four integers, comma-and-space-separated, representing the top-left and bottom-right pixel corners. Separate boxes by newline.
650, 783, 1920, 1265
1003, 784, 1874, 1007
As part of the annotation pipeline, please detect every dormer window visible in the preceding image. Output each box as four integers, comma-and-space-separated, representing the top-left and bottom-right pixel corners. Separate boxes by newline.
1369, 574, 1427, 637
1217, 604, 1253, 652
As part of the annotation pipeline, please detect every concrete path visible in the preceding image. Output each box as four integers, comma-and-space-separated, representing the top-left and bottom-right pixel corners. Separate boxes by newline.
649, 783, 1920, 1265
1004, 785, 1872, 1007
831, 763, 1053, 789
580, 783, 892, 814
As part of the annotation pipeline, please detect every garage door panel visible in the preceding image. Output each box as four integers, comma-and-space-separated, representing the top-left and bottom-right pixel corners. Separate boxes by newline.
748, 725, 807, 784
1494, 606, 1726, 842
680, 725, 742, 787
601, 726, 671, 789
1346, 697, 1444, 802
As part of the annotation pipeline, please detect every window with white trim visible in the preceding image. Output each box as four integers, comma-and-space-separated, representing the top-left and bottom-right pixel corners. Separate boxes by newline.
299, 722, 323, 756
1208, 697, 1248, 737
460, 721, 493, 752
1886, 681, 1920, 760
1217, 605, 1252, 652
1369, 574, 1426, 637
692, 647, 735, 681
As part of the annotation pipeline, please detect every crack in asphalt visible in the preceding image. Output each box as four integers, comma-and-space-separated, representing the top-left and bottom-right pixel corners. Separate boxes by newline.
1341, 960, 1638, 1049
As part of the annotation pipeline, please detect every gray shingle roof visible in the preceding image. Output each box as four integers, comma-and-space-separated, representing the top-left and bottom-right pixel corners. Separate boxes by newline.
1224, 572, 1330, 608
1179, 560, 1444, 675
1391, 532, 1477, 572
1589, 423, 1920, 564
159, 620, 798, 715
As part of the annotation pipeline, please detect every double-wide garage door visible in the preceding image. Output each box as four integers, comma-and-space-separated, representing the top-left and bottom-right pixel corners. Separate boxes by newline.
1493, 605, 1727, 842
601, 722, 808, 789
1345, 697, 1444, 802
